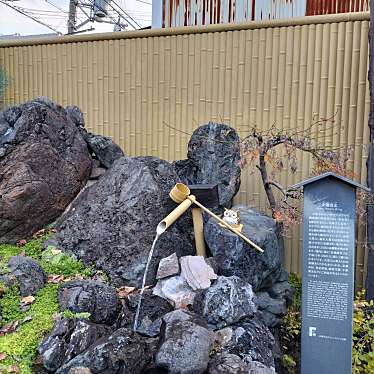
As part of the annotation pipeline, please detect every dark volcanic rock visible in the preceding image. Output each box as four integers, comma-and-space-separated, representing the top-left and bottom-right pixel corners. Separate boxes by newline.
128, 289, 173, 337
56, 328, 153, 374
255, 292, 287, 316
65, 105, 85, 128
255, 291, 287, 328
58, 280, 120, 325
255, 280, 293, 328
55, 156, 194, 287
6, 256, 46, 296
208, 353, 248, 374
0, 97, 92, 243
268, 280, 294, 306
84, 133, 124, 168
194, 276, 256, 329
173, 122, 241, 209
156, 311, 214, 374
223, 317, 275, 369
38, 318, 111, 372
204, 205, 283, 291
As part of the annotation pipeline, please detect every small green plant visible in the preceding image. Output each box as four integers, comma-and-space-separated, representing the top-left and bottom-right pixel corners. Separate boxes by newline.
279, 273, 302, 374
40, 246, 92, 277
0, 285, 23, 324
352, 290, 374, 373
61, 310, 91, 319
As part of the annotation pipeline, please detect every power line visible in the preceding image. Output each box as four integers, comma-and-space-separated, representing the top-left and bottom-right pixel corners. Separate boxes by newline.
43, 1, 86, 30
134, 0, 151, 5
111, 0, 141, 28
0, 0, 62, 34
44, 0, 69, 14
99, 0, 140, 29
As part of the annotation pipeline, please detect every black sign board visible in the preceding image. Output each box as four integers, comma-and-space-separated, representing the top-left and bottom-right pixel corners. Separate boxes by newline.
291, 173, 369, 374
188, 184, 219, 208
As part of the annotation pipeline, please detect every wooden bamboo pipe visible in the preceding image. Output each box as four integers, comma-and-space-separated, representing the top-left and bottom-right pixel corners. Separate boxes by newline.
157, 198, 193, 234
191, 207, 207, 257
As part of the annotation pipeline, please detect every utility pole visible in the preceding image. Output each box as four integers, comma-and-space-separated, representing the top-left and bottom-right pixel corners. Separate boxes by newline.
68, 0, 77, 34
366, 0, 374, 300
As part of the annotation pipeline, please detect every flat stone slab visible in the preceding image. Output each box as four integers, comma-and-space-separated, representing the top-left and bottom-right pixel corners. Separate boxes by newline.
156, 252, 180, 280
180, 255, 218, 290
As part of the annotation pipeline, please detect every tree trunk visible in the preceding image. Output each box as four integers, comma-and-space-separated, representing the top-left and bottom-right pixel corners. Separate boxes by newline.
366, 0, 374, 300
259, 153, 277, 215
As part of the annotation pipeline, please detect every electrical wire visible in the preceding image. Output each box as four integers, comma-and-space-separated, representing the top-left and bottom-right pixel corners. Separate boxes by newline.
98, 0, 140, 29
110, 0, 141, 28
0, 0, 62, 34
43, 1, 69, 14
134, 0, 151, 5
43, 0, 85, 28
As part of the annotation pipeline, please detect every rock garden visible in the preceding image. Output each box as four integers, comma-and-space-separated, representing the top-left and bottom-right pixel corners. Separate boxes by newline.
0, 97, 296, 373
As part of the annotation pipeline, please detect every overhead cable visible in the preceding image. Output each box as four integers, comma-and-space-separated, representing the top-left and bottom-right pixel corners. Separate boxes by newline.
0, 0, 62, 34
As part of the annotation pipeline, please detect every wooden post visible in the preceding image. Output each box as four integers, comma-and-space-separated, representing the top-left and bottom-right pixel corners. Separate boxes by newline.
192, 207, 206, 257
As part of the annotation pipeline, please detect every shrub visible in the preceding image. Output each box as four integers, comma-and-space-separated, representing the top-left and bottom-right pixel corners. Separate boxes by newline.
352, 290, 374, 373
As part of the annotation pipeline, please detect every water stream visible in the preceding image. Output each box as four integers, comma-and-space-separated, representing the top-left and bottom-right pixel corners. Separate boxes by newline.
133, 224, 165, 332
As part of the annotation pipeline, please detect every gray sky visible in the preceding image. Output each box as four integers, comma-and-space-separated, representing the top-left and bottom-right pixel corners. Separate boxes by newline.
0, 0, 152, 36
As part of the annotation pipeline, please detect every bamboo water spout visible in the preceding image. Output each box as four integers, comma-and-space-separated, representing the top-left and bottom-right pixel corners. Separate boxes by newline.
157, 183, 264, 253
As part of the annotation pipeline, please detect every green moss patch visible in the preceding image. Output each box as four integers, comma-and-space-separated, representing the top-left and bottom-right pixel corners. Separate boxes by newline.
0, 232, 94, 373
0, 284, 58, 373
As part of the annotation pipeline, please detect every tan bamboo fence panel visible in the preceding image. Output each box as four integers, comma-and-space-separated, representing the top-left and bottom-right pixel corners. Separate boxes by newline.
0, 12, 370, 287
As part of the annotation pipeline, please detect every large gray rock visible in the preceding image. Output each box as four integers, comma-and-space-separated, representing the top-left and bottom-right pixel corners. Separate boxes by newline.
56, 328, 154, 374
38, 318, 111, 372
6, 256, 46, 296
156, 311, 214, 374
255, 291, 287, 328
193, 276, 256, 329
66, 105, 124, 169
222, 317, 275, 369
208, 353, 248, 374
84, 133, 124, 168
247, 361, 276, 374
58, 280, 120, 325
204, 206, 283, 291
0, 97, 92, 243
55, 156, 194, 287
173, 123, 241, 209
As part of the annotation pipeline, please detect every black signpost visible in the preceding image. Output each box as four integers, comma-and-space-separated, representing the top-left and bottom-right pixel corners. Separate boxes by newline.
292, 172, 369, 374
